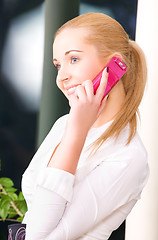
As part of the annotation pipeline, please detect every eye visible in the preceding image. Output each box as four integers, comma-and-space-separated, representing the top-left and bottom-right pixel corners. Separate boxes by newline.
54, 63, 61, 71
71, 57, 79, 64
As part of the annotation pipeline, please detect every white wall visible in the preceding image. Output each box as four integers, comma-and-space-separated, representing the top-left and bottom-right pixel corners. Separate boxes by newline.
126, 0, 158, 239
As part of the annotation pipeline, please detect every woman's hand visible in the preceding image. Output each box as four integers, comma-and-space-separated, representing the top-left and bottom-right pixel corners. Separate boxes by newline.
67, 68, 109, 136
48, 68, 109, 174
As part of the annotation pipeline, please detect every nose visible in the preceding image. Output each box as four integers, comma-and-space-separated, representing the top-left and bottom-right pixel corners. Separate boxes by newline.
57, 67, 71, 82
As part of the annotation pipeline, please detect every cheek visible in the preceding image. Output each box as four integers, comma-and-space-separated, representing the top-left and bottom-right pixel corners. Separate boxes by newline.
80, 63, 102, 82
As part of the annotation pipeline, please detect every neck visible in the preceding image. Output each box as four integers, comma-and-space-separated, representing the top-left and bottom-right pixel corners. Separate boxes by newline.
93, 81, 125, 128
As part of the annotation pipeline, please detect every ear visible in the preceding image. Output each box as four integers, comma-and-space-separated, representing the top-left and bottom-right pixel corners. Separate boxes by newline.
106, 52, 123, 63
113, 52, 123, 61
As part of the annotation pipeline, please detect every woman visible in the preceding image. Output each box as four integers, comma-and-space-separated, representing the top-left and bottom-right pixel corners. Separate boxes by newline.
22, 13, 149, 239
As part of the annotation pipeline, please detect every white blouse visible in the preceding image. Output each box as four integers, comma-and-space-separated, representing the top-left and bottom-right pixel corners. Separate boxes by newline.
22, 114, 149, 240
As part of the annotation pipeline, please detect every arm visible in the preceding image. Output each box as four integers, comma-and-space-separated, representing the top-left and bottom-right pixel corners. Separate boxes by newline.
24, 70, 109, 239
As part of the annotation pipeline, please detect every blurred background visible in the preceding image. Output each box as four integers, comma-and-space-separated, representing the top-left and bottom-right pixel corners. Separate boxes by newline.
0, 0, 137, 239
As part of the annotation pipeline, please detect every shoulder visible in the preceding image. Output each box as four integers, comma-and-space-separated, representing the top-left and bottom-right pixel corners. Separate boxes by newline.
125, 130, 148, 163
122, 135, 149, 198
99, 125, 149, 179
46, 114, 69, 139
52, 114, 69, 130
43, 113, 69, 143
36, 114, 69, 156
98, 123, 147, 162
116, 130, 149, 187
116, 127, 148, 171
115, 123, 147, 159
105, 130, 149, 196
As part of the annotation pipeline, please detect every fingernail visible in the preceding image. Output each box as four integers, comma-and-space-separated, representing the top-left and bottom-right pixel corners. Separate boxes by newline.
107, 67, 109, 73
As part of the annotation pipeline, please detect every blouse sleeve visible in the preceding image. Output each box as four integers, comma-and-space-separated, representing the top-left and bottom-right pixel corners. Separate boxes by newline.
25, 147, 149, 240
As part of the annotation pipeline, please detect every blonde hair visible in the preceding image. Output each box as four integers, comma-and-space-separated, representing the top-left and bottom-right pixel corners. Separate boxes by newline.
55, 13, 147, 151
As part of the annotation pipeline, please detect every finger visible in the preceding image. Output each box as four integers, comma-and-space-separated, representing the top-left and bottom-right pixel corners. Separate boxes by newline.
96, 67, 109, 100
68, 90, 79, 107
75, 84, 87, 101
68, 94, 76, 106
67, 87, 77, 96
82, 80, 94, 99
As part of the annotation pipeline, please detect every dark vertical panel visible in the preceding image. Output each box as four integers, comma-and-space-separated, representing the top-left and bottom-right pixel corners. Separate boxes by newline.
37, 0, 79, 146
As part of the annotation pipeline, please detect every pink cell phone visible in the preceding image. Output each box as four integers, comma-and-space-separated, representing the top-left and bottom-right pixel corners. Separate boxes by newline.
93, 57, 127, 99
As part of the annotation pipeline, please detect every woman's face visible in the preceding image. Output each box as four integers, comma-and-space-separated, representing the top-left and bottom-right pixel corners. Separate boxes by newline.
53, 28, 106, 98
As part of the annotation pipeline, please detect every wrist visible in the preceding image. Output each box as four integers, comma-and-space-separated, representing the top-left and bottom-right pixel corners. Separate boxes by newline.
64, 125, 88, 146
65, 119, 89, 142
66, 111, 90, 137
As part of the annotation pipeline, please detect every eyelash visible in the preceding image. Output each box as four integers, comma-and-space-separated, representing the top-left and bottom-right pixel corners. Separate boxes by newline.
70, 57, 79, 63
54, 57, 79, 70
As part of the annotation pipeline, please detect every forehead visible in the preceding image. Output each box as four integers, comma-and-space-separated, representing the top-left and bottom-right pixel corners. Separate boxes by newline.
53, 28, 91, 55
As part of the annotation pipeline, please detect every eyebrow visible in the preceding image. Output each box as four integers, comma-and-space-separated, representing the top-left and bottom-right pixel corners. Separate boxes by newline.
53, 50, 83, 62
65, 50, 83, 55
